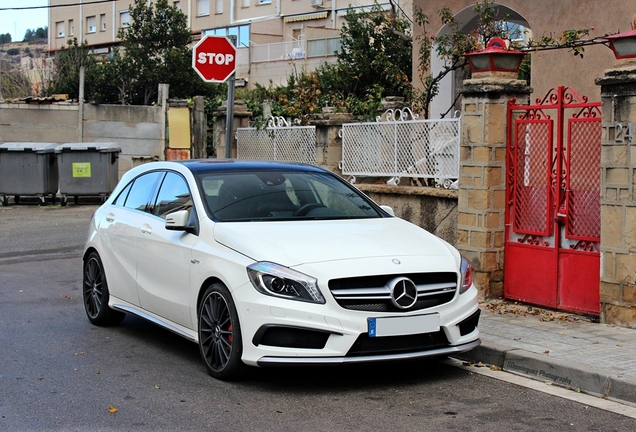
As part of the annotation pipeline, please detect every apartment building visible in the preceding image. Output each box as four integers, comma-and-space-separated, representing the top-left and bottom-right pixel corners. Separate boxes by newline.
48, 0, 412, 88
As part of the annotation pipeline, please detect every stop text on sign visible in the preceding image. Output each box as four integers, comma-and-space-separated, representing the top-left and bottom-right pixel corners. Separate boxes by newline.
197, 52, 235, 66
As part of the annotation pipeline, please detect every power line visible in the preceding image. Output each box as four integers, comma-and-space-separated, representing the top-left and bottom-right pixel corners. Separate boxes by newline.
0, 0, 116, 11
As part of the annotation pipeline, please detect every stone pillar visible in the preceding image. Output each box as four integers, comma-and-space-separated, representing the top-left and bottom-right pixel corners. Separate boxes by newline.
596, 63, 636, 327
310, 108, 354, 174
458, 73, 531, 299
213, 100, 251, 158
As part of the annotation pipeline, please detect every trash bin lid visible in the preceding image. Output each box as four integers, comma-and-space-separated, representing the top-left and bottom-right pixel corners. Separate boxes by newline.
57, 142, 121, 153
0, 142, 58, 153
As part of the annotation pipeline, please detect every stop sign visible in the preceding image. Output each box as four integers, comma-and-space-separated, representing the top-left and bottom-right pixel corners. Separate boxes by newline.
192, 35, 237, 83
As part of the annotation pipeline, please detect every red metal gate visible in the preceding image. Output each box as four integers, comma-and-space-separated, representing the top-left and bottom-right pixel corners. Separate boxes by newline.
504, 86, 601, 316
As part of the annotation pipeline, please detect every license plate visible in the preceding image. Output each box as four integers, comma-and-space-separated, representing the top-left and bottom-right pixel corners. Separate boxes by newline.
368, 314, 440, 337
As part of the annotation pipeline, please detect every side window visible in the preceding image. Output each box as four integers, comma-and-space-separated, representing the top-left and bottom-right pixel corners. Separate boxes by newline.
153, 172, 192, 219
112, 182, 133, 206
123, 171, 163, 212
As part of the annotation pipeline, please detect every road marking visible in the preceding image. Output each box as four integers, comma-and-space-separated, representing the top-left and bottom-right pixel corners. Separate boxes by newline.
444, 357, 636, 419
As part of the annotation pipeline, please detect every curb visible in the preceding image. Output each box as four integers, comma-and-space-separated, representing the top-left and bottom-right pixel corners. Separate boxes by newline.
452, 342, 636, 407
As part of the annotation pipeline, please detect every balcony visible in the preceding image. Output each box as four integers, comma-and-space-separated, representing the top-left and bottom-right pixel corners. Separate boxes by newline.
250, 37, 341, 63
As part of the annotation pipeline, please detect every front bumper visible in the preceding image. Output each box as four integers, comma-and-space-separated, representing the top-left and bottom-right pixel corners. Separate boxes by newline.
256, 338, 481, 366
233, 278, 481, 367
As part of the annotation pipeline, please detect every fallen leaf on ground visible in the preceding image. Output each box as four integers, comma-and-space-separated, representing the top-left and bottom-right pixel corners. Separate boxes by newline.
108, 406, 118, 414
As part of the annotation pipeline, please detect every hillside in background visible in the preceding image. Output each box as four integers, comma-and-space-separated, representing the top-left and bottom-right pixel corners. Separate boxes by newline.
0, 41, 49, 98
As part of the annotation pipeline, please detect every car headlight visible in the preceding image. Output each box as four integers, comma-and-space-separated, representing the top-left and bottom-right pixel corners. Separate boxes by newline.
460, 256, 474, 294
247, 262, 326, 304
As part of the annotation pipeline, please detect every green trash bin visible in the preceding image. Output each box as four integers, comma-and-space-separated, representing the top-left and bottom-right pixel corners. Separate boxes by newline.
0, 142, 59, 206
55, 142, 121, 206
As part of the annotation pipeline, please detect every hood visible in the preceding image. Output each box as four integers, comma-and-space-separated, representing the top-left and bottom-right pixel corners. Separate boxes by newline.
213, 217, 455, 267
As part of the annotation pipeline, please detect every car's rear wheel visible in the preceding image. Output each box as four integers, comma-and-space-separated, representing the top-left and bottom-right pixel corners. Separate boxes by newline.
83, 251, 125, 326
198, 283, 245, 380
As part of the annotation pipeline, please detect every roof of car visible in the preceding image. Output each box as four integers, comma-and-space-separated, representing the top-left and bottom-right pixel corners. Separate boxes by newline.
178, 159, 329, 175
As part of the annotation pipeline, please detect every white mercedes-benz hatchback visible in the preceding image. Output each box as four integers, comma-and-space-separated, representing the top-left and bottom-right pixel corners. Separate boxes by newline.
83, 160, 480, 380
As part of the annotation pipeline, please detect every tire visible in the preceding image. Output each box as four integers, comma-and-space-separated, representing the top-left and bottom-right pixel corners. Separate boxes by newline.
0, 195, 7, 206
38, 195, 46, 206
82, 251, 125, 326
61, 196, 68, 207
198, 283, 245, 380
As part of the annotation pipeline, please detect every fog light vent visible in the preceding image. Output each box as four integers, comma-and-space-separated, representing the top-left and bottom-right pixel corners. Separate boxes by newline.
252, 325, 331, 349
458, 309, 481, 336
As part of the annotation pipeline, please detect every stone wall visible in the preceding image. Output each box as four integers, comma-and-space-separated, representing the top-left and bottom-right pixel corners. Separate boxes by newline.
457, 75, 531, 299
596, 63, 636, 327
357, 184, 458, 244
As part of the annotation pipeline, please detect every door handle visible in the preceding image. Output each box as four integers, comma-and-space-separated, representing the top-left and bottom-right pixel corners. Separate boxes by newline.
140, 224, 152, 235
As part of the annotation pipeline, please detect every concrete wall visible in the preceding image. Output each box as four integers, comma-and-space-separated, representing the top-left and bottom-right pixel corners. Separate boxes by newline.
0, 102, 165, 179
0, 103, 80, 143
82, 104, 165, 175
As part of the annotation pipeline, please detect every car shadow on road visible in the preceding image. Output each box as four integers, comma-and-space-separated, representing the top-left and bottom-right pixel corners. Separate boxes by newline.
111, 314, 464, 392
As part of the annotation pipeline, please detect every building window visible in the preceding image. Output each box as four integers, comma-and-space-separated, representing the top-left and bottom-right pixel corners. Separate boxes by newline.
198, 0, 210, 16
258, 0, 272, 4
173, 1, 181, 9
216, 0, 223, 14
69, 19, 74, 36
56, 21, 65, 38
100, 14, 106, 31
87, 16, 96, 34
204, 24, 250, 47
241, 0, 249, 7
120, 11, 131, 28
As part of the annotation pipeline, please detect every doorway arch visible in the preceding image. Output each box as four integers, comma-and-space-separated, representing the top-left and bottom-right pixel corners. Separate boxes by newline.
429, 3, 531, 119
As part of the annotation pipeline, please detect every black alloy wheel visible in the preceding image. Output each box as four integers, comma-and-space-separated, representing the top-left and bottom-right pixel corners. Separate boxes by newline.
198, 283, 244, 380
82, 251, 125, 326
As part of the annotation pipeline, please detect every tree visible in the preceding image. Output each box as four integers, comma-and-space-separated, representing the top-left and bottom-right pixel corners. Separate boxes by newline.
0, 70, 33, 99
237, 5, 413, 125
332, 5, 412, 100
47, 38, 109, 101
23, 27, 47, 43
0, 33, 12, 44
105, 0, 218, 105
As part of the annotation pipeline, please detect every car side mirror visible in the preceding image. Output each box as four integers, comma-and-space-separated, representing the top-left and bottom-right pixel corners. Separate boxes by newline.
165, 209, 190, 231
380, 205, 395, 216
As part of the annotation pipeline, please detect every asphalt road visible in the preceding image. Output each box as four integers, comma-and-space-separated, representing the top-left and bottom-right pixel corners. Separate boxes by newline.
1, 202, 636, 431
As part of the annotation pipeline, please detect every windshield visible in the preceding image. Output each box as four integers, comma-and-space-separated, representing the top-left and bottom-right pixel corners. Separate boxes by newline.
196, 170, 383, 222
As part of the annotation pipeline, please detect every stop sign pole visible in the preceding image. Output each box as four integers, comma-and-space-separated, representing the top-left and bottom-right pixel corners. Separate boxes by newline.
192, 35, 237, 158
224, 36, 236, 159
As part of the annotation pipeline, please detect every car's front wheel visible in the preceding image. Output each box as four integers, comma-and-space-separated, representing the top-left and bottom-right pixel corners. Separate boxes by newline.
82, 251, 125, 326
198, 283, 245, 380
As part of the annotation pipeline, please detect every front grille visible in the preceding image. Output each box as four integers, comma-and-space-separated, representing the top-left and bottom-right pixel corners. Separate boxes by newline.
252, 325, 330, 349
346, 330, 450, 357
329, 272, 457, 312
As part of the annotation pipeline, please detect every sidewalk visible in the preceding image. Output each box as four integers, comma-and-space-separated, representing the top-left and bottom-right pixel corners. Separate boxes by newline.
454, 300, 636, 406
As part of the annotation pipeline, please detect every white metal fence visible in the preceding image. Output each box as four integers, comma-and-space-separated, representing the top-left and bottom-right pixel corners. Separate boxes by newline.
339, 109, 460, 188
251, 40, 307, 63
236, 117, 316, 164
